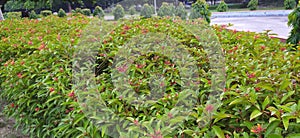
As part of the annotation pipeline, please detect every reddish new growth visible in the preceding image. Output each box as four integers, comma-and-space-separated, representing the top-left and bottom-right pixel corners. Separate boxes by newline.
49, 87, 55, 93
68, 91, 75, 98
17, 73, 23, 79
247, 73, 255, 79
117, 65, 128, 73
122, 25, 131, 31
255, 87, 261, 92
133, 119, 139, 126
168, 113, 173, 118
205, 104, 214, 113
251, 124, 264, 134
148, 130, 163, 138
38, 43, 46, 50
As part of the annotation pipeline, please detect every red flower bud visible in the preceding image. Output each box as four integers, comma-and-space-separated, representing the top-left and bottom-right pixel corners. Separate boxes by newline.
68, 91, 75, 98
17, 73, 23, 79
49, 87, 55, 92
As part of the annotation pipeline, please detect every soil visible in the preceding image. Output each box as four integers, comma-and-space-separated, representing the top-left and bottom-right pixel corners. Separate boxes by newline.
0, 100, 28, 138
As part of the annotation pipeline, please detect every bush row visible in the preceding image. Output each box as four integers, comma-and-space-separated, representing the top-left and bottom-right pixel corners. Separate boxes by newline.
1, 15, 300, 137
3, 6, 105, 20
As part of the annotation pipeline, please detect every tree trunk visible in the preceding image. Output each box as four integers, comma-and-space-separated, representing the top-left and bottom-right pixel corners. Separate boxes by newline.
67, 2, 72, 13
0, 6, 4, 20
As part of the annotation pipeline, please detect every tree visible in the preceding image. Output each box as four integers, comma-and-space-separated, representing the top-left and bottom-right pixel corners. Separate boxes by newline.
112, 4, 124, 20
287, 1, 300, 46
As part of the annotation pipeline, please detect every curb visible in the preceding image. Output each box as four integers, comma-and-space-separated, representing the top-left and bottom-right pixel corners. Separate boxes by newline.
212, 10, 292, 18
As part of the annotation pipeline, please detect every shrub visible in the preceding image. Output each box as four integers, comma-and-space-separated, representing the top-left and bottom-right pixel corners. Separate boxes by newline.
75, 8, 83, 14
29, 10, 38, 19
189, 0, 211, 24
0, 15, 95, 138
93, 6, 105, 18
5, 12, 22, 19
158, 2, 174, 17
129, 6, 136, 15
287, 6, 300, 45
216, 0, 229, 12
1, 14, 300, 138
58, 8, 67, 17
247, 0, 258, 10
40, 10, 52, 17
284, 0, 296, 9
175, 2, 187, 20
82, 8, 91, 16
113, 4, 125, 20
140, 3, 155, 18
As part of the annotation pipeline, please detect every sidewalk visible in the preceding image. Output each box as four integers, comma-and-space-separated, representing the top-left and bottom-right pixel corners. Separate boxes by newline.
211, 16, 290, 39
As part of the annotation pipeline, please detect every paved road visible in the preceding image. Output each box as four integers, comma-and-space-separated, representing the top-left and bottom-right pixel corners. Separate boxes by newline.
211, 16, 290, 39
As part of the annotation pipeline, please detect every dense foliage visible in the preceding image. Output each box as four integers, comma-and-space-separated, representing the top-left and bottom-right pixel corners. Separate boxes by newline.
93, 6, 105, 18
284, 0, 297, 9
128, 6, 136, 15
140, 3, 154, 18
0, 15, 300, 138
29, 10, 39, 19
190, 0, 211, 24
40, 10, 52, 16
247, 0, 258, 10
3, 11, 21, 19
158, 2, 174, 17
82, 8, 91, 16
175, 2, 187, 20
217, 0, 229, 12
58, 8, 67, 17
112, 4, 125, 20
287, 6, 300, 45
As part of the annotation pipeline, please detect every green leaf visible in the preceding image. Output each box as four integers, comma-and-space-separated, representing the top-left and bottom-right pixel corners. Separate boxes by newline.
279, 79, 291, 90
265, 119, 280, 137
286, 133, 300, 138
280, 91, 295, 104
256, 83, 275, 92
242, 132, 250, 138
266, 134, 283, 138
262, 96, 270, 110
229, 98, 247, 106
250, 109, 262, 121
213, 113, 231, 124
212, 126, 225, 138
282, 116, 290, 130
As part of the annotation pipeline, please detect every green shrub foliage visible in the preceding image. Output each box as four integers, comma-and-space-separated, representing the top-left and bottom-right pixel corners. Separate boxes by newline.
284, 0, 296, 9
113, 4, 125, 20
0, 14, 300, 138
287, 6, 300, 45
129, 6, 136, 15
75, 8, 83, 14
140, 3, 154, 18
217, 0, 229, 12
58, 8, 67, 17
93, 6, 105, 18
29, 10, 39, 19
189, 0, 211, 24
176, 2, 188, 20
0, 15, 95, 138
158, 2, 174, 17
40, 10, 52, 17
5, 12, 22, 19
82, 8, 91, 16
247, 0, 258, 10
